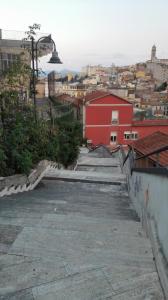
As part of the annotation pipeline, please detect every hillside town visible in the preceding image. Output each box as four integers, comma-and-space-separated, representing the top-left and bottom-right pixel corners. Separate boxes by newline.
1, 26, 168, 148
0, 16, 168, 300
44, 45, 168, 147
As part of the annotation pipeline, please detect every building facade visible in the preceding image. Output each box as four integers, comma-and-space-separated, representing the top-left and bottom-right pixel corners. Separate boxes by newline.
48, 71, 62, 96
0, 29, 53, 74
147, 45, 168, 83
83, 91, 168, 147
0, 28, 53, 102
83, 91, 133, 146
36, 78, 49, 99
62, 83, 87, 98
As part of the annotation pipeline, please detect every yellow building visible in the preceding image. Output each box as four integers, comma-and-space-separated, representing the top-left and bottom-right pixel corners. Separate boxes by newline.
62, 83, 87, 98
36, 78, 47, 99
135, 71, 146, 79
67, 73, 73, 82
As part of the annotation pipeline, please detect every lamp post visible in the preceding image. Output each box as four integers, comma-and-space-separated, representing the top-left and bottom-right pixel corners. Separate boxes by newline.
30, 35, 62, 122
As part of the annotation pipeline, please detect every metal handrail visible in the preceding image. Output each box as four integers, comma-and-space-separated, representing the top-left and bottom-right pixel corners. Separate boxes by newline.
122, 145, 132, 166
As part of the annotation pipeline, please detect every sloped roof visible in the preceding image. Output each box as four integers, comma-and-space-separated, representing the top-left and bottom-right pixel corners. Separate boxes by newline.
131, 131, 168, 166
55, 94, 80, 106
55, 94, 83, 106
56, 94, 75, 101
84, 90, 131, 104
132, 119, 168, 126
84, 90, 110, 102
89, 144, 112, 158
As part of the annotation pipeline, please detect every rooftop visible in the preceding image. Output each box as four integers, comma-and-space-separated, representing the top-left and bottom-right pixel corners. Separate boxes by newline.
131, 131, 168, 166
84, 90, 132, 104
132, 119, 168, 126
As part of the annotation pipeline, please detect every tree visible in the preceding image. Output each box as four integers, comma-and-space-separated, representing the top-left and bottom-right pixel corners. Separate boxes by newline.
0, 57, 31, 134
24, 24, 41, 40
155, 81, 167, 92
0, 24, 82, 176
56, 120, 82, 168
0, 129, 7, 176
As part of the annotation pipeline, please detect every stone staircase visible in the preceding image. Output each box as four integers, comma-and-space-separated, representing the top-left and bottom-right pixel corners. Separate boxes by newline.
0, 149, 164, 299
44, 169, 126, 185
44, 148, 125, 186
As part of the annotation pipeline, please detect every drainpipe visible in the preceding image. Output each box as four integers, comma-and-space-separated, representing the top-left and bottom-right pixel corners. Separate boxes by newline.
83, 98, 86, 138
0, 29, 2, 39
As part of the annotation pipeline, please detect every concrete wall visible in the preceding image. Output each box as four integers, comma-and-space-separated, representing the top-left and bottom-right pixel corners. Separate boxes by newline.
129, 170, 168, 257
122, 155, 168, 297
0, 160, 58, 198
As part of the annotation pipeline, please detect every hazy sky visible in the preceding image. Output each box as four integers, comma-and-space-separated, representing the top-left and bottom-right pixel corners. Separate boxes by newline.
1, 0, 168, 72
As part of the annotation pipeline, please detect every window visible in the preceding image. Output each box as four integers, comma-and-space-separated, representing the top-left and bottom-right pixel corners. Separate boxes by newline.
124, 131, 131, 140
0, 52, 19, 72
131, 132, 138, 140
110, 132, 117, 143
124, 131, 138, 140
111, 110, 119, 124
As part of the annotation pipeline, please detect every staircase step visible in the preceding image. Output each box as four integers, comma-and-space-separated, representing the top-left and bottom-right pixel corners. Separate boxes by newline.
0, 151, 164, 299
45, 169, 126, 185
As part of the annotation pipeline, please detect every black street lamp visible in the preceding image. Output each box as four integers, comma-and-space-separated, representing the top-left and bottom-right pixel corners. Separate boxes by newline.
30, 35, 62, 121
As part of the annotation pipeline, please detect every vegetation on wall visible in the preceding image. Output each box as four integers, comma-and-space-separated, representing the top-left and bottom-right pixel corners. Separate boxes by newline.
0, 24, 82, 177
0, 91, 82, 176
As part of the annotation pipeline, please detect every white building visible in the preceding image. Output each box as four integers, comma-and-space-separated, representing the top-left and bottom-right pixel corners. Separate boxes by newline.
147, 45, 168, 83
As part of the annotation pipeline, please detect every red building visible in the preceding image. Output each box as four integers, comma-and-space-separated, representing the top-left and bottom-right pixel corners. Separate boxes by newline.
83, 91, 168, 147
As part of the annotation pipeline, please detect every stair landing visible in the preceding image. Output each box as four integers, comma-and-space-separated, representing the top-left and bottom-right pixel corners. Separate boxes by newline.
0, 149, 164, 299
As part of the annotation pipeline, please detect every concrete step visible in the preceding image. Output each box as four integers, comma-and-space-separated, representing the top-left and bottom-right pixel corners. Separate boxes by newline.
0, 151, 164, 299
44, 168, 126, 185
77, 156, 120, 167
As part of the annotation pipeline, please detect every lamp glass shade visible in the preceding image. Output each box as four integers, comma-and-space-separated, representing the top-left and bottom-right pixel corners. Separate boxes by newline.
48, 50, 62, 64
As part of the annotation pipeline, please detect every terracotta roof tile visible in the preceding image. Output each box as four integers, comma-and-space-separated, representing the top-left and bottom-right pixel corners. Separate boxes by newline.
131, 131, 168, 166
56, 94, 75, 101
132, 119, 168, 126
84, 90, 131, 104
84, 90, 110, 102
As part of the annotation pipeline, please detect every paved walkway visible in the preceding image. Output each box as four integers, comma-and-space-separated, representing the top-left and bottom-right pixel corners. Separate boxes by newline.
0, 150, 164, 299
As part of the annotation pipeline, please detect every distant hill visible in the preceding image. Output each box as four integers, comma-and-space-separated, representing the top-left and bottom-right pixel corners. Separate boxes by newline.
60, 69, 79, 76
40, 69, 79, 77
